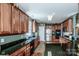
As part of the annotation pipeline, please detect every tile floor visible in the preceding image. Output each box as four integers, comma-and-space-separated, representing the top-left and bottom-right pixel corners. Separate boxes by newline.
33, 42, 66, 56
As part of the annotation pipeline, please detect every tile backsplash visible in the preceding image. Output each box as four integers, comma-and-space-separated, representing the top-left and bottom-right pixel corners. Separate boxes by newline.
0, 34, 25, 45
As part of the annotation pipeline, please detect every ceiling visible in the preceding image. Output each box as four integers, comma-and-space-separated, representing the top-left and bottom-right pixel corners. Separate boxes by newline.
17, 3, 78, 24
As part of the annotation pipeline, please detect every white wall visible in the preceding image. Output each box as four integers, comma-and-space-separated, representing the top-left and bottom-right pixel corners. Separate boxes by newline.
38, 24, 45, 42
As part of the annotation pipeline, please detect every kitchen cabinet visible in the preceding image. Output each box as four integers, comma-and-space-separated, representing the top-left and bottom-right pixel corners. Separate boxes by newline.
0, 3, 29, 35
69, 19, 73, 32
26, 43, 31, 56
52, 24, 61, 40
76, 38, 79, 55
0, 3, 12, 35
19, 10, 23, 33
76, 14, 79, 35
21, 13, 25, 33
59, 37, 71, 52
4, 39, 39, 56
57, 24, 61, 30
32, 20, 38, 32
12, 6, 20, 34
63, 19, 73, 32
66, 20, 69, 32
20, 11, 28, 33
34, 38, 40, 48
55, 25, 58, 30
10, 46, 27, 56
52, 24, 61, 31
63, 20, 69, 32
52, 25, 54, 31
12, 5, 28, 34
23, 14, 28, 32
34, 39, 38, 48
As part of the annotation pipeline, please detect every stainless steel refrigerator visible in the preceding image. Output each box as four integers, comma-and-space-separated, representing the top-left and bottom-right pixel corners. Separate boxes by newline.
46, 28, 52, 42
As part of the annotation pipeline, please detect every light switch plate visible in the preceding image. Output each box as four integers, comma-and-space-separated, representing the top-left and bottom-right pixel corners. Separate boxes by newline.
1, 38, 5, 43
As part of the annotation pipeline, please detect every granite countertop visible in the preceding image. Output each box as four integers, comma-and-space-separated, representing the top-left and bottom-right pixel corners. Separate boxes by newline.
60, 37, 71, 43
0, 36, 37, 55
25, 36, 37, 44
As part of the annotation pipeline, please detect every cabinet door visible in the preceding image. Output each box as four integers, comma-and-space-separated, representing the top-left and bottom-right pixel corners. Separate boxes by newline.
11, 46, 26, 56
0, 3, 12, 34
26, 44, 30, 56
24, 15, 28, 32
23, 14, 27, 32
58, 24, 61, 30
0, 4, 1, 34
69, 19, 73, 32
20, 11, 24, 33
32, 20, 35, 32
12, 6, 20, 34
66, 20, 69, 31
52, 25, 54, 31
17, 53, 24, 56
55, 25, 57, 31
17, 51, 25, 56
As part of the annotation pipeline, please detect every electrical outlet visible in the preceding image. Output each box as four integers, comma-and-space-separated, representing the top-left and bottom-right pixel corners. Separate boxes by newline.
1, 38, 5, 43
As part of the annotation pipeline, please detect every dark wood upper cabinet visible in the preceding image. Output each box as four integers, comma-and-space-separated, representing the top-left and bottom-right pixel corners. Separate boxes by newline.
65, 20, 69, 31
24, 14, 28, 32
0, 3, 12, 35
52, 24, 61, 32
0, 3, 29, 35
63, 19, 73, 32
0, 4, 1, 34
32, 20, 38, 32
12, 6, 29, 34
20, 11, 25, 33
12, 6, 20, 34
20, 11, 28, 33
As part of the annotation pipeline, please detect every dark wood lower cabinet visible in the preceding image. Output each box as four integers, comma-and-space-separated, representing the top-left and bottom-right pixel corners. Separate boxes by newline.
34, 38, 40, 48
10, 43, 31, 56
10, 46, 26, 56
10, 39, 40, 56
17, 51, 25, 56
26, 43, 31, 56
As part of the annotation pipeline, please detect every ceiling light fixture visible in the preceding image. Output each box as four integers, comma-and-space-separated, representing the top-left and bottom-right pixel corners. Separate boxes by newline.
48, 15, 53, 21
47, 13, 55, 21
